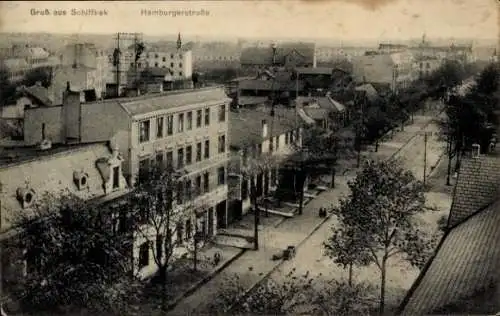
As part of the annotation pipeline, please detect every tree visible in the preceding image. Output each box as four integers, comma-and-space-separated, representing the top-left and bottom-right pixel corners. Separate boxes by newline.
438, 63, 499, 179
8, 190, 139, 315
425, 59, 466, 100
208, 269, 375, 315
22, 67, 52, 88
130, 164, 195, 311
235, 150, 280, 250
0, 68, 17, 106
328, 159, 438, 315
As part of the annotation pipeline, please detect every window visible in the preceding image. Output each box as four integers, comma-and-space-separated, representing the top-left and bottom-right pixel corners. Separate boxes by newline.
217, 167, 226, 185
196, 110, 202, 127
139, 242, 150, 268
156, 152, 164, 168
196, 142, 202, 162
130, 62, 134, 67
170, 54, 174, 59
166, 150, 173, 167
178, 113, 184, 132
187, 111, 193, 130
157, 117, 164, 138
138, 62, 142, 68
154, 62, 159, 67
275, 136, 280, 149
179, 63, 183, 68
204, 108, 210, 126
195, 175, 202, 195
186, 145, 192, 165
218, 135, 226, 153
139, 120, 150, 143
185, 219, 192, 240
155, 54, 159, 58
203, 172, 209, 193
170, 62, 174, 68
167, 115, 173, 135
156, 235, 164, 261
218, 104, 226, 122
285, 133, 289, 144
112, 166, 120, 189
204, 140, 210, 159
177, 148, 184, 169
162, 57, 166, 62
179, 72, 183, 76
269, 138, 274, 152
179, 54, 183, 58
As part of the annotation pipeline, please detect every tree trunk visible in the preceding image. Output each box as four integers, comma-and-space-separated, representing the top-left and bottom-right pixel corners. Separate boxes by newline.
330, 167, 336, 188
348, 263, 353, 287
160, 264, 168, 311
375, 138, 379, 152
379, 258, 387, 316
193, 238, 198, 271
254, 204, 259, 250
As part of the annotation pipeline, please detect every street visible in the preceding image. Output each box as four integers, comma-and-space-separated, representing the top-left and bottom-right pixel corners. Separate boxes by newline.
166, 109, 453, 315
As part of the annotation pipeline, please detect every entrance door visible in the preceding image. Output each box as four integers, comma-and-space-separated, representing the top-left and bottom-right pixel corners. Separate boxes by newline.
208, 208, 214, 236
216, 201, 227, 229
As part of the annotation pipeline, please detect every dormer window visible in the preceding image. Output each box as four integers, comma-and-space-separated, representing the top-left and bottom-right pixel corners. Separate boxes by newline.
73, 171, 89, 190
17, 187, 36, 208
112, 166, 120, 189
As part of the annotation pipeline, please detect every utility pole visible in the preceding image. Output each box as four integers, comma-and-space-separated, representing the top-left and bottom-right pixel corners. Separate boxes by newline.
418, 131, 433, 186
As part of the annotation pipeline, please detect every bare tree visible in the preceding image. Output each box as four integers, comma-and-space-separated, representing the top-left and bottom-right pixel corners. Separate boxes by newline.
130, 164, 200, 311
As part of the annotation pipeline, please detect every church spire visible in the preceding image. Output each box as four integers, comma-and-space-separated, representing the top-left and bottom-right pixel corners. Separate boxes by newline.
177, 32, 182, 50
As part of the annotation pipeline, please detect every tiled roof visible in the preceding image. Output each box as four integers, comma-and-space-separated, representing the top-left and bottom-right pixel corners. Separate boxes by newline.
240, 43, 315, 66
352, 54, 395, 84
295, 67, 334, 75
399, 198, 500, 315
23, 85, 52, 106
304, 108, 328, 120
447, 155, 500, 228
355, 83, 379, 101
295, 96, 345, 113
0, 143, 127, 232
229, 106, 298, 149
119, 87, 231, 116
237, 96, 269, 106
238, 79, 305, 91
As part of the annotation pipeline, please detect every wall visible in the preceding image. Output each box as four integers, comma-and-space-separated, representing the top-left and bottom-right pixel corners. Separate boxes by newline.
0, 97, 33, 119
80, 101, 130, 144
23, 106, 63, 145
183, 50, 193, 79
50, 67, 89, 105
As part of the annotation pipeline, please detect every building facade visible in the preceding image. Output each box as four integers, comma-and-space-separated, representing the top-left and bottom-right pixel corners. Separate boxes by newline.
228, 106, 301, 223
0, 142, 129, 305
0, 45, 59, 82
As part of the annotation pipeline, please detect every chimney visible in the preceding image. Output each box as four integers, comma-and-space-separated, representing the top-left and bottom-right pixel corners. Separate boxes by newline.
66, 81, 71, 91
472, 143, 480, 158
262, 119, 268, 138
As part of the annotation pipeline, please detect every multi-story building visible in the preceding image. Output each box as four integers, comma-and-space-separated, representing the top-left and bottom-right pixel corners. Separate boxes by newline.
352, 51, 416, 93
228, 106, 302, 223
0, 45, 59, 82
0, 142, 129, 304
56, 43, 109, 101
112, 35, 193, 89
20, 86, 231, 278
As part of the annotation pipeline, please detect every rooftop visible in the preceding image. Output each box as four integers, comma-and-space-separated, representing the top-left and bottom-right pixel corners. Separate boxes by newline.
119, 86, 231, 116
398, 197, 500, 315
229, 105, 298, 149
240, 43, 315, 66
0, 142, 128, 232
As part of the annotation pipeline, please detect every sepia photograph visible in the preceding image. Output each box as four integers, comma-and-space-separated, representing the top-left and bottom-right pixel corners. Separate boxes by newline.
0, 0, 499, 315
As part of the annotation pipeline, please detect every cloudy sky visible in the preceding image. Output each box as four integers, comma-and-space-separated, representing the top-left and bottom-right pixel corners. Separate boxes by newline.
0, 0, 497, 41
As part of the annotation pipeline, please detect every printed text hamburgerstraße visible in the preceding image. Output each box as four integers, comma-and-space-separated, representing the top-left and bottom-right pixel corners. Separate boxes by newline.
140, 9, 210, 17
30, 8, 109, 16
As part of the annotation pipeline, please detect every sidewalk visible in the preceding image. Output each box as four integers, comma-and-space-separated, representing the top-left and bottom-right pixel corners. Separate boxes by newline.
166, 113, 439, 315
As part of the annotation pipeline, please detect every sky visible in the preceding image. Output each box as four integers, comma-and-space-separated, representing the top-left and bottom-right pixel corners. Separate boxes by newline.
0, 0, 498, 41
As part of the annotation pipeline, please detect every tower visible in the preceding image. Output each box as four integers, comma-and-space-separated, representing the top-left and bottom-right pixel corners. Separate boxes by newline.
177, 32, 182, 50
